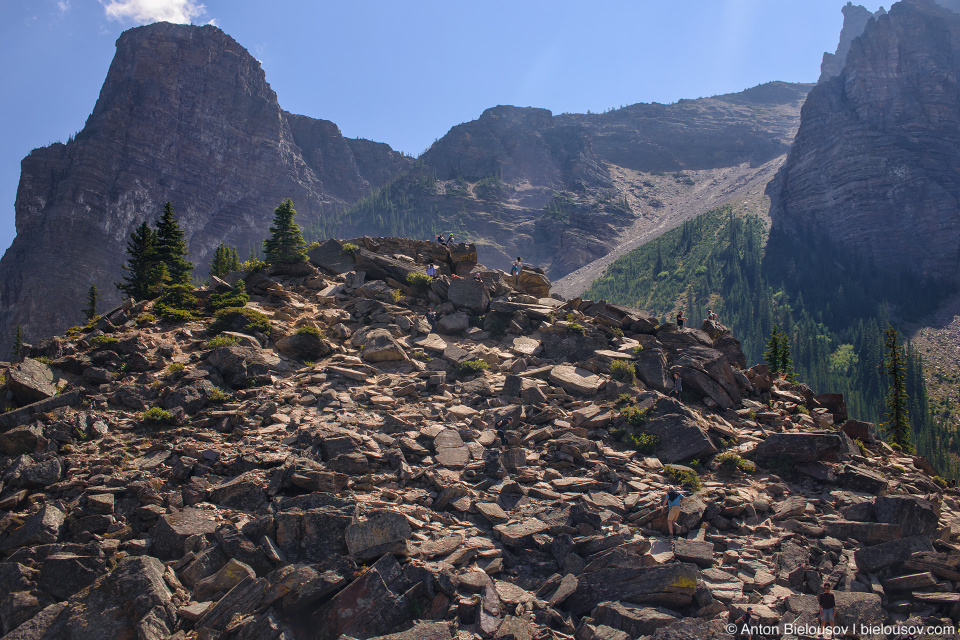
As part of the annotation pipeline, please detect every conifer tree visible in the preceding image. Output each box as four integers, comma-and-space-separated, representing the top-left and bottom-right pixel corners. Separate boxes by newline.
764, 325, 782, 373
83, 284, 99, 321
879, 325, 915, 453
263, 199, 307, 264
155, 202, 193, 285
209, 244, 229, 278
116, 221, 160, 301
229, 247, 240, 272
11, 325, 24, 360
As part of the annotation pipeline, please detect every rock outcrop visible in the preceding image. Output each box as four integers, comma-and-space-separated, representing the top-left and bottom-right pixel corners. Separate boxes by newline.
818, 3, 885, 83
0, 236, 955, 640
0, 22, 412, 357
771, 0, 960, 284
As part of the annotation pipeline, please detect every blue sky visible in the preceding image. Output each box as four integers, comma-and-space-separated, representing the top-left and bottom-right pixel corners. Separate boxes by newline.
0, 0, 886, 254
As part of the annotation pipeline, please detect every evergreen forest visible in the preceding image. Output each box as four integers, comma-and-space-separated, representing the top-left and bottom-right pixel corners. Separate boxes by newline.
584, 206, 959, 479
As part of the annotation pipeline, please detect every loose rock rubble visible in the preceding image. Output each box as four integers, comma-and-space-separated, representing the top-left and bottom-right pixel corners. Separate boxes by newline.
0, 237, 958, 640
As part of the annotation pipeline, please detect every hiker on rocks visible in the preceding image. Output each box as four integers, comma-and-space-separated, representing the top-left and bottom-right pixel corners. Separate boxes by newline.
707, 309, 717, 321
662, 489, 683, 536
733, 607, 754, 640
426, 262, 438, 278
669, 372, 682, 396
426, 308, 437, 331
676, 309, 687, 327
818, 583, 835, 637
495, 416, 514, 446
447, 234, 455, 244
436, 233, 445, 244
473, 272, 483, 282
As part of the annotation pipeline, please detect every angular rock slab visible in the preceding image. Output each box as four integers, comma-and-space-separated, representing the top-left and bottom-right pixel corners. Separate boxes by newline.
753, 431, 857, 464
7, 358, 59, 406
362, 328, 409, 362
566, 562, 700, 615
873, 494, 939, 537
345, 509, 413, 561
643, 414, 718, 464
152, 507, 220, 560
854, 535, 935, 574
0, 504, 65, 551
549, 365, 602, 396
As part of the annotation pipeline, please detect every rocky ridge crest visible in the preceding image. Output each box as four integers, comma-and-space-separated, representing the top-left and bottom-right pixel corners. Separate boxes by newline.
0, 238, 956, 640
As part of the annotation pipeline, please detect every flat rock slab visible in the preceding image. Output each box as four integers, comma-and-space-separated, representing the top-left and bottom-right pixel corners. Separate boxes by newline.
566, 562, 700, 615
345, 509, 412, 561
153, 507, 220, 560
854, 535, 934, 573
644, 414, 718, 464
510, 336, 542, 356
672, 538, 715, 568
414, 333, 447, 352
0, 504, 65, 550
494, 519, 550, 548
753, 431, 856, 463
8, 358, 59, 405
825, 520, 902, 545
549, 365, 602, 395
420, 534, 464, 559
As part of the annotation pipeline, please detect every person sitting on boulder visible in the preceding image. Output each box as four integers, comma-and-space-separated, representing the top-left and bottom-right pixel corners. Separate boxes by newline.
473, 272, 483, 282
676, 309, 687, 327
426, 308, 437, 331
436, 233, 445, 244
663, 489, 683, 536
447, 234, 455, 244
707, 309, 717, 321
426, 262, 438, 278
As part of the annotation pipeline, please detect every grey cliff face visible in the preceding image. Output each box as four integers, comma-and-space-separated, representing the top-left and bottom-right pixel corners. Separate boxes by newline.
770, 0, 960, 283
819, 2, 885, 83
0, 22, 411, 354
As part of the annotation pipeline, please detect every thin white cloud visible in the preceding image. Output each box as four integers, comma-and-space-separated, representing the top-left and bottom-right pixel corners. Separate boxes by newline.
101, 0, 207, 25
57, 1, 71, 13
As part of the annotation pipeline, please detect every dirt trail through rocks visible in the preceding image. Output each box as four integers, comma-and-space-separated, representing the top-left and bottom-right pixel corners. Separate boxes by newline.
553, 157, 785, 299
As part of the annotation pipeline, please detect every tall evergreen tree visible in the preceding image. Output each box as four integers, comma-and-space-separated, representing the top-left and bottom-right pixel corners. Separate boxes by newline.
764, 325, 783, 373
83, 284, 99, 321
209, 244, 229, 278
116, 221, 160, 301
879, 325, 915, 453
155, 202, 193, 285
11, 325, 24, 360
263, 199, 307, 264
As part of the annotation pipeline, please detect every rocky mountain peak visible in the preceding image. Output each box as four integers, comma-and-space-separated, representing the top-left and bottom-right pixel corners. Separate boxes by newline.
0, 22, 412, 358
818, 2, 885, 83
0, 238, 955, 639
770, 0, 960, 284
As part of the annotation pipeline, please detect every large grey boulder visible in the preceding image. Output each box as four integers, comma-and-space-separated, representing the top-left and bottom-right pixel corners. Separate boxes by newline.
345, 509, 412, 561
673, 345, 740, 409
41, 556, 174, 640
275, 332, 333, 360
854, 535, 935, 573
0, 505, 65, 550
437, 312, 470, 334
152, 507, 220, 560
634, 347, 671, 392
308, 238, 356, 275
447, 277, 490, 313
643, 414, 718, 464
873, 494, 939, 536
361, 328, 408, 362
567, 563, 700, 615
753, 431, 858, 464
7, 359, 60, 406
549, 365, 603, 396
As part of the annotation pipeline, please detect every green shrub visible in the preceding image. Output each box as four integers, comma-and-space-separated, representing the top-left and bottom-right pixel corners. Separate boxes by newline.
390, 289, 403, 303
715, 451, 756, 476
35, 356, 53, 365
342, 243, 359, 255
208, 281, 249, 311
458, 359, 490, 376
296, 326, 323, 339
207, 387, 229, 403
210, 307, 271, 335
156, 305, 198, 323
612, 327, 624, 337
615, 393, 633, 405
166, 362, 185, 377
626, 431, 660, 454
206, 334, 240, 349
89, 335, 119, 349
239, 258, 267, 272
665, 465, 702, 492
407, 271, 433, 294
411, 349, 430, 362
157, 284, 198, 311
610, 359, 636, 383
933, 475, 948, 489
141, 407, 173, 426
795, 404, 810, 415
565, 321, 587, 336
135, 313, 156, 326
619, 405, 651, 427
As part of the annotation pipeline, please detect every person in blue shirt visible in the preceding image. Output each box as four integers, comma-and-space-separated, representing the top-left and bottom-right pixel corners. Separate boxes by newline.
426, 262, 438, 278
663, 489, 683, 536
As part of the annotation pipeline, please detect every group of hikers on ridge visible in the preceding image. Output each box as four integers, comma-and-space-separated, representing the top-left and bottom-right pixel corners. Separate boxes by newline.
435, 233, 456, 245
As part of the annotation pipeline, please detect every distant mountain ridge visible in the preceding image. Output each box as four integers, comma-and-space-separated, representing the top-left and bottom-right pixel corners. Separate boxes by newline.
0, 20, 811, 354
